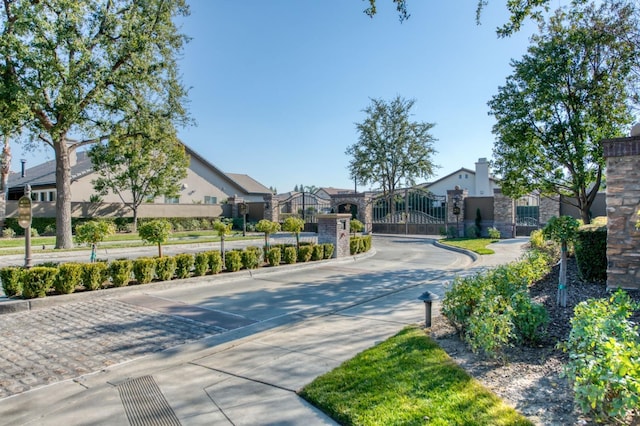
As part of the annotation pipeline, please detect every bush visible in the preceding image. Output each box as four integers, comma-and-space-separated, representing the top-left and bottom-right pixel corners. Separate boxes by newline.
350, 237, 363, 255
2, 227, 16, 238
207, 250, 223, 274
108, 259, 133, 287
225, 250, 242, 272
55, 263, 83, 294
193, 252, 209, 276
560, 290, 640, 422
0, 266, 24, 297
488, 226, 501, 239
241, 246, 262, 269
133, 257, 156, 284
23, 267, 58, 298
529, 229, 546, 250
465, 225, 479, 238
441, 260, 549, 360
155, 256, 177, 281
298, 245, 313, 262
323, 243, 334, 259
282, 246, 297, 264
311, 244, 324, 261
350, 219, 364, 234
267, 247, 281, 266
174, 253, 195, 279
81, 262, 108, 291
574, 225, 607, 281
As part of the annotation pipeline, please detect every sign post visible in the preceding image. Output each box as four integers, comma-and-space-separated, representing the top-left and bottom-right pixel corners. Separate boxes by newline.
18, 185, 33, 268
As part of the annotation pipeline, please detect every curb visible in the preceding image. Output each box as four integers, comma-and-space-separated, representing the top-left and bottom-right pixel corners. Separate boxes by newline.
432, 240, 480, 263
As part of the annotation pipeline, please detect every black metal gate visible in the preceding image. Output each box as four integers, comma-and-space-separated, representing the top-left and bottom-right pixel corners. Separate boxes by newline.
515, 194, 540, 236
372, 187, 446, 235
278, 192, 332, 230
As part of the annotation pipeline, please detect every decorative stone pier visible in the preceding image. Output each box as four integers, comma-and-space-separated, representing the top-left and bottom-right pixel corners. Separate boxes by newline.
317, 214, 351, 258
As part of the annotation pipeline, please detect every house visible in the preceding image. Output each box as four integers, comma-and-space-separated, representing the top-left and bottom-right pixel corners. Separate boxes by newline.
420, 158, 500, 197
5, 144, 272, 220
314, 187, 357, 200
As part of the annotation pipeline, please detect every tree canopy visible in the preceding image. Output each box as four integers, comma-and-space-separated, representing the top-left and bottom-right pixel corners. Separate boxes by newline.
89, 114, 189, 232
346, 96, 437, 210
0, 0, 190, 248
488, 2, 638, 223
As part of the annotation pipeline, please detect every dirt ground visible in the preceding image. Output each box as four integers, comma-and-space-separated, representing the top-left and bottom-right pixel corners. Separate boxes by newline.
429, 257, 640, 426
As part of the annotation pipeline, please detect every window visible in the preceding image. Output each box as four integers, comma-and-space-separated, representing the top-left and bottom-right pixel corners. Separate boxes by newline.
204, 196, 217, 204
39, 192, 46, 202
465, 174, 469, 179
164, 196, 180, 204
459, 174, 462, 179
49, 191, 56, 201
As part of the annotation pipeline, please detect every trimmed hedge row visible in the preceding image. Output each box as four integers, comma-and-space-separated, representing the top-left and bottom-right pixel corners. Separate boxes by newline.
574, 225, 607, 281
1, 243, 336, 299
350, 235, 372, 255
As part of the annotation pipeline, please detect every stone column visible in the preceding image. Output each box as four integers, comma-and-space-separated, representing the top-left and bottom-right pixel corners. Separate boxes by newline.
602, 134, 640, 290
263, 193, 278, 222
539, 194, 560, 227
447, 188, 467, 237
493, 188, 515, 239
317, 214, 351, 258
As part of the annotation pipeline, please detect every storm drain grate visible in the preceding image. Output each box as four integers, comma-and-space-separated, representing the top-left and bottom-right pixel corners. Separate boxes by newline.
117, 375, 181, 426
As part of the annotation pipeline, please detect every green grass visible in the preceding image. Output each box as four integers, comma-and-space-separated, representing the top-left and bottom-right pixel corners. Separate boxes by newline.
439, 238, 498, 255
300, 326, 532, 426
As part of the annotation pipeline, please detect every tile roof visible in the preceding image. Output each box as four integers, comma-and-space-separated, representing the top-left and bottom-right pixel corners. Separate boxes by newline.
8, 151, 93, 189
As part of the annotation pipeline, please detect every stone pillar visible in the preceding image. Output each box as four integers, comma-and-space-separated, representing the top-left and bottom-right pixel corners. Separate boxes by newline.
493, 188, 515, 238
317, 214, 351, 258
602, 135, 640, 290
263, 193, 278, 222
539, 194, 560, 227
447, 188, 467, 237
329, 193, 374, 234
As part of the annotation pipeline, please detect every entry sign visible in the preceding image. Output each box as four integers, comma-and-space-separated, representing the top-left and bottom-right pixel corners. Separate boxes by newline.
17, 195, 32, 229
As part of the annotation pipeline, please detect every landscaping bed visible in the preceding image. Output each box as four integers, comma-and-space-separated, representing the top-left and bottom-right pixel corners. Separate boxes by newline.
430, 257, 640, 426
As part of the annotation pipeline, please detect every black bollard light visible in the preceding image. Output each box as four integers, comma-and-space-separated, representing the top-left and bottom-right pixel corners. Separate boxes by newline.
418, 291, 439, 328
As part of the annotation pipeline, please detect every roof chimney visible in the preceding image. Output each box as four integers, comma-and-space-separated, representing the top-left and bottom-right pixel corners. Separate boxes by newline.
20, 159, 26, 178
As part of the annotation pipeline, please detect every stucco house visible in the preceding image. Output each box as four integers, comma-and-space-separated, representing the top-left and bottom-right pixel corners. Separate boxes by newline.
420, 157, 500, 197
5, 144, 272, 220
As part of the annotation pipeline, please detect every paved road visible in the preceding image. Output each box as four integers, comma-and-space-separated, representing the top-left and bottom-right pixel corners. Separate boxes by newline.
0, 235, 527, 425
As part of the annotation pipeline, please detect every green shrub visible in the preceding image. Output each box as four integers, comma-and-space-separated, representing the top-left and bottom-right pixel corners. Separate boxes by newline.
155, 256, 177, 281
298, 245, 313, 262
225, 250, 242, 272
193, 252, 209, 276
0, 266, 24, 297
323, 243, 334, 259
241, 246, 262, 269
574, 225, 607, 281
55, 263, 83, 294
23, 267, 58, 298
465, 225, 479, 238
488, 226, 501, 239
560, 290, 640, 422
207, 250, 223, 274
174, 253, 195, 279
133, 257, 156, 284
362, 235, 372, 252
2, 227, 16, 238
267, 247, 281, 266
311, 244, 324, 261
529, 229, 546, 250
81, 262, 108, 291
282, 246, 297, 264
108, 259, 133, 287
350, 218, 364, 234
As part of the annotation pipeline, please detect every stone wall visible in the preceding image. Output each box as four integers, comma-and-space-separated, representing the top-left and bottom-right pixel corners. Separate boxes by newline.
602, 135, 640, 290
493, 189, 515, 238
539, 194, 560, 226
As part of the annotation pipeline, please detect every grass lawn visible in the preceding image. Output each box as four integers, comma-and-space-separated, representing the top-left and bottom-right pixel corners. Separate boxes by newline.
439, 238, 498, 255
300, 326, 531, 426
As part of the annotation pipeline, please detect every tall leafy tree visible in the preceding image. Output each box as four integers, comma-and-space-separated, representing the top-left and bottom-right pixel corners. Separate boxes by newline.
89, 111, 189, 232
489, 2, 638, 224
346, 96, 437, 217
0, 0, 190, 248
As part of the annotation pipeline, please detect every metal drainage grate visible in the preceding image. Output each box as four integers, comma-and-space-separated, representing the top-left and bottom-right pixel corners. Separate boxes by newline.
117, 375, 181, 426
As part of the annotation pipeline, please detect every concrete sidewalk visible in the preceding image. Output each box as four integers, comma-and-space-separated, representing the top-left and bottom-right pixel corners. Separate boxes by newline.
0, 236, 529, 425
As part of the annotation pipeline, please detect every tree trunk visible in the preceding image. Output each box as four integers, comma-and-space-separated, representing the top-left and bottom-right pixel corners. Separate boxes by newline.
557, 241, 568, 307
54, 140, 74, 249
157, 241, 162, 258
0, 136, 11, 229
132, 207, 138, 233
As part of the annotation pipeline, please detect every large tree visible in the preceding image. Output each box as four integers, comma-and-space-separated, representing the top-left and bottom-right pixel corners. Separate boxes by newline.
488, 1, 639, 224
0, 0, 190, 248
88, 108, 189, 232
346, 96, 437, 216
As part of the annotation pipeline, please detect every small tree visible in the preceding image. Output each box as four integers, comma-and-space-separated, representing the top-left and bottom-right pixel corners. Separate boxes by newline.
74, 220, 116, 262
282, 217, 305, 249
543, 216, 579, 307
213, 220, 232, 265
255, 219, 280, 251
138, 219, 172, 258
350, 219, 364, 235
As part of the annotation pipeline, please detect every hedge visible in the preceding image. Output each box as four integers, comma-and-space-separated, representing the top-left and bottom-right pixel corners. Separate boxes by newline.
574, 225, 607, 281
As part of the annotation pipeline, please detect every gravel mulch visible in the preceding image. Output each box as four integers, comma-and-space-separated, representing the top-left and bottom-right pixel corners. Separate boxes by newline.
429, 256, 640, 426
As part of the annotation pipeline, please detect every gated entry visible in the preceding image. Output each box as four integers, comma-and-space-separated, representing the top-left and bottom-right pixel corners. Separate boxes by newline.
278, 192, 332, 225
515, 194, 540, 236
372, 187, 446, 234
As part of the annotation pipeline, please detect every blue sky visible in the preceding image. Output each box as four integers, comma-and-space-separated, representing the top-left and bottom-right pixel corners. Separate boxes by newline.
17, 1, 539, 193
